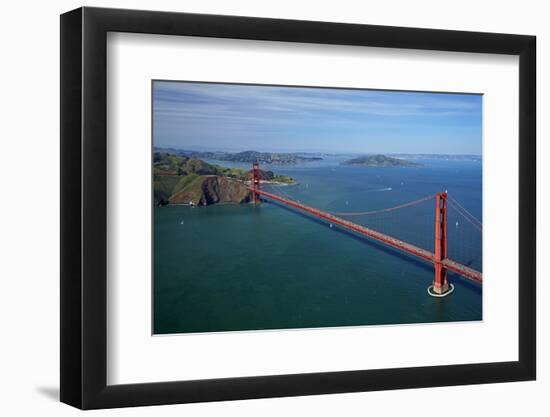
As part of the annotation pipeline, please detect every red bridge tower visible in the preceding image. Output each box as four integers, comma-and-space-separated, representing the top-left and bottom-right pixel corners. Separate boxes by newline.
251, 162, 261, 204
430, 192, 453, 296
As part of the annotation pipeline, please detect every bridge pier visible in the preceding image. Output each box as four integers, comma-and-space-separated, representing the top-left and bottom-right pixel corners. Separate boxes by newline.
429, 192, 453, 297
431, 262, 451, 295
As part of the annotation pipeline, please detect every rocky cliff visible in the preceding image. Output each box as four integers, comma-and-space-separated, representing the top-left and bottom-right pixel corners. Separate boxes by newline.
167, 175, 250, 206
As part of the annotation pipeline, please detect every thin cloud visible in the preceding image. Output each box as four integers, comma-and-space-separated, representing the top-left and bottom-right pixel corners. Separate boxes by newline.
152, 81, 482, 154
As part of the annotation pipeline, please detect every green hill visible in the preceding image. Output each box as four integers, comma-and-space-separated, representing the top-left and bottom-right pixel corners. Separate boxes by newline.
342, 154, 421, 167
153, 152, 294, 207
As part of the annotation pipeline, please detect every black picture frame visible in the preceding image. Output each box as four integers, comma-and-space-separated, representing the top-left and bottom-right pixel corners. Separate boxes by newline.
60, 6, 536, 410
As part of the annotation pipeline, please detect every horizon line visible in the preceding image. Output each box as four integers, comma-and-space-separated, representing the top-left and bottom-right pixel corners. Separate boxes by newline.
153, 145, 482, 157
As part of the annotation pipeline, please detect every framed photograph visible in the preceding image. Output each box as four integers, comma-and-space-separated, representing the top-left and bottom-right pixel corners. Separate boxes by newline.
60, 7, 536, 409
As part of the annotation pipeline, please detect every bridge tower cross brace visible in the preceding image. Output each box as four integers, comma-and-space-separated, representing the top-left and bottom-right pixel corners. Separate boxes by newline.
252, 162, 261, 204
432, 192, 450, 295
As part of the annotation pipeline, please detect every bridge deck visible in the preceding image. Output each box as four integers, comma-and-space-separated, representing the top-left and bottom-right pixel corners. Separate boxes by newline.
252, 188, 482, 284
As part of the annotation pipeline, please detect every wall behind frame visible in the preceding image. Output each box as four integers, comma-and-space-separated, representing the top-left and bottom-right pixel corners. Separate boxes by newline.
0, 0, 544, 416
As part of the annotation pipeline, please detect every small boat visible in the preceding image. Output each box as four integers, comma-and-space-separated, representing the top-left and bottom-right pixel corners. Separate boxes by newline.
181, 220, 185, 225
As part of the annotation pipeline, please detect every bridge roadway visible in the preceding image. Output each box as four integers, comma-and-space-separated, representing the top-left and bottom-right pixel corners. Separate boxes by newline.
251, 188, 482, 284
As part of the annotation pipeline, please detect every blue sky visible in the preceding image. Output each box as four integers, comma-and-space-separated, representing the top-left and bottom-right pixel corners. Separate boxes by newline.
153, 81, 482, 155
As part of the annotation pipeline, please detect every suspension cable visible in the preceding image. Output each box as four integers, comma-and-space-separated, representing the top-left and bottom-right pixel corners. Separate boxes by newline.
447, 196, 482, 227
257, 170, 295, 201
331, 194, 435, 217
447, 200, 483, 232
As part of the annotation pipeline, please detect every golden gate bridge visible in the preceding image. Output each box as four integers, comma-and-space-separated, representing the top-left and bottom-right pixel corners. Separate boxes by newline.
249, 162, 482, 297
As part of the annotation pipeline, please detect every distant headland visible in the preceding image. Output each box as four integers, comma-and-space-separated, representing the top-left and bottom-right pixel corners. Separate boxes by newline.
155, 148, 322, 165
342, 154, 421, 167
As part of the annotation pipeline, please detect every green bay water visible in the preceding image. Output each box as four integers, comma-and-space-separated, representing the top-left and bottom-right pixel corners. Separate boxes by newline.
154, 157, 482, 334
